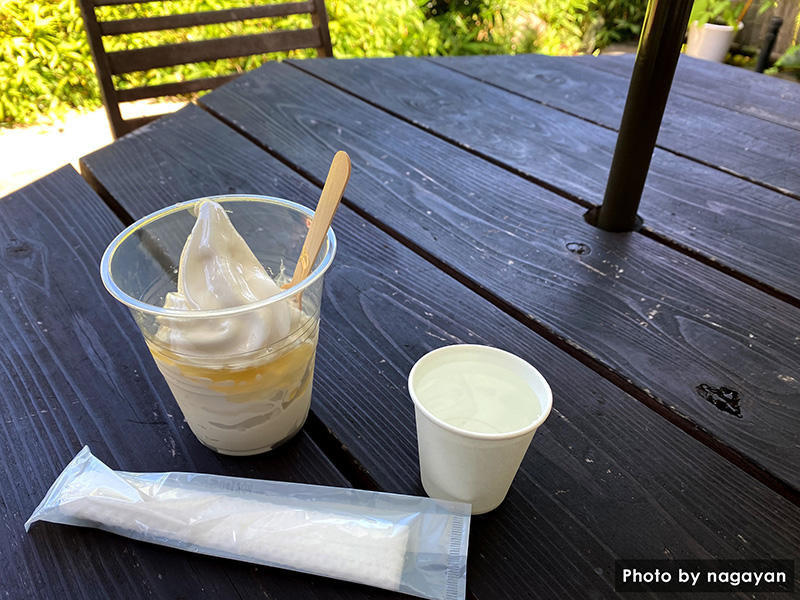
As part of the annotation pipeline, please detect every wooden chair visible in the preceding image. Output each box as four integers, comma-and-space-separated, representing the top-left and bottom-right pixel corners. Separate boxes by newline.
77, 0, 333, 138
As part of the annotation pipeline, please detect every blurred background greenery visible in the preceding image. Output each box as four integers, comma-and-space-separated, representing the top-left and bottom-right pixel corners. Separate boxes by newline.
1, 0, 796, 128
0, 0, 649, 126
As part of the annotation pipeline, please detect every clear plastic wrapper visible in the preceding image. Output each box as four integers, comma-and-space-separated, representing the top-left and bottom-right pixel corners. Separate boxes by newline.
26, 447, 470, 600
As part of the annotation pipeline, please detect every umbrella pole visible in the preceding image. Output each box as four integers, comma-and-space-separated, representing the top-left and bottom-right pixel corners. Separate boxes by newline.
591, 0, 694, 232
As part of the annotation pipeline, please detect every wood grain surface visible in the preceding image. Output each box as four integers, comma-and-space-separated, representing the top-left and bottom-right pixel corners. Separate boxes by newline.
195, 64, 800, 495
581, 53, 800, 131
79, 106, 800, 599
308, 55, 800, 200
0, 166, 404, 600
296, 56, 800, 302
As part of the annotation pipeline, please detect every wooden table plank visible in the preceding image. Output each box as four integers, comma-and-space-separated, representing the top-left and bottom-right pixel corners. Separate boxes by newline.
582, 53, 800, 131
0, 166, 402, 600
196, 63, 800, 496
79, 105, 800, 599
293, 56, 800, 303
425, 53, 800, 197
349, 55, 800, 199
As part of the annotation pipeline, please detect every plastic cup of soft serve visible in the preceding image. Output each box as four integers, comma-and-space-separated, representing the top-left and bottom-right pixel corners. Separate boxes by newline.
101, 196, 335, 456
408, 345, 553, 514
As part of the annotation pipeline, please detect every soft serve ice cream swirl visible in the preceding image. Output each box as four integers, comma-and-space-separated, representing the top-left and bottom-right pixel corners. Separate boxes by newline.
160, 200, 292, 355
148, 200, 318, 456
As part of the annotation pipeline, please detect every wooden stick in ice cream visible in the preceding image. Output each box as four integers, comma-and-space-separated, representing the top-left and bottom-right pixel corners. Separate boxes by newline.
286, 151, 351, 296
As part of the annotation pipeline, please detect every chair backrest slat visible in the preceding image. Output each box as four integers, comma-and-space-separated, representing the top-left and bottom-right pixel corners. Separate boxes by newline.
100, 2, 314, 36
116, 74, 239, 103
78, 0, 333, 138
107, 28, 322, 74
93, 0, 194, 6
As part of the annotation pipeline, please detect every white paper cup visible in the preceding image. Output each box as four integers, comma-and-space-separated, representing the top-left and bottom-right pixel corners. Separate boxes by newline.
408, 345, 553, 514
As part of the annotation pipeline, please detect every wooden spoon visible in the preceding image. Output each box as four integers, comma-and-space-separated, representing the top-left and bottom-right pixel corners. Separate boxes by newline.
286, 151, 351, 294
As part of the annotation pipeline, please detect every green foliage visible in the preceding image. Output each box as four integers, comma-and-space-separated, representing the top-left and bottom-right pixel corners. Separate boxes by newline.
689, 0, 742, 28
327, 0, 441, 57
689, 0, 776, 29
531, 0, 647, 54
420, 0, 503, 55
329, 0, 530, 58
1, 0, 99, 124
775, 45, 800, 69
767, 44, 800, 79
593, 0, 647, 47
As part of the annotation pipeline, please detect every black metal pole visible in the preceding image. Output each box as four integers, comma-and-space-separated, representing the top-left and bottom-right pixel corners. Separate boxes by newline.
590, 0, 694, 232
755, 17, 783, 73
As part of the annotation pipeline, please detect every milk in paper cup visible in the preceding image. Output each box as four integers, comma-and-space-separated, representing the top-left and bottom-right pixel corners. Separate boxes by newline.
409, 344, 553, 514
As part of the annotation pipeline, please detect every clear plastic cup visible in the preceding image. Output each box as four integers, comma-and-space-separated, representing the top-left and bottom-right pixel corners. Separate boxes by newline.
409, 345, 553, 514
101, 196, 336, 456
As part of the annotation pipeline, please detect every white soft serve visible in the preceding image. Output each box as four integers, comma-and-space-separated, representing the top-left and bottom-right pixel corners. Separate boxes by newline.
160, 200, 291, 356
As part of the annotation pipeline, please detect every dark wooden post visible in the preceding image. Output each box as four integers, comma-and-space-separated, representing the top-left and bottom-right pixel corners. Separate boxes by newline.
755, 17, 783, 73
590, 0, 694, 232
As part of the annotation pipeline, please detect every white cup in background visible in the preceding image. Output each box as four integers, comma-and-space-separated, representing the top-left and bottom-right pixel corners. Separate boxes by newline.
408, 344, 553, 514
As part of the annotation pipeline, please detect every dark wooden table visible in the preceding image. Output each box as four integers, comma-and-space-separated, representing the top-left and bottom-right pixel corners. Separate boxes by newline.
2, 54, 799, 599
